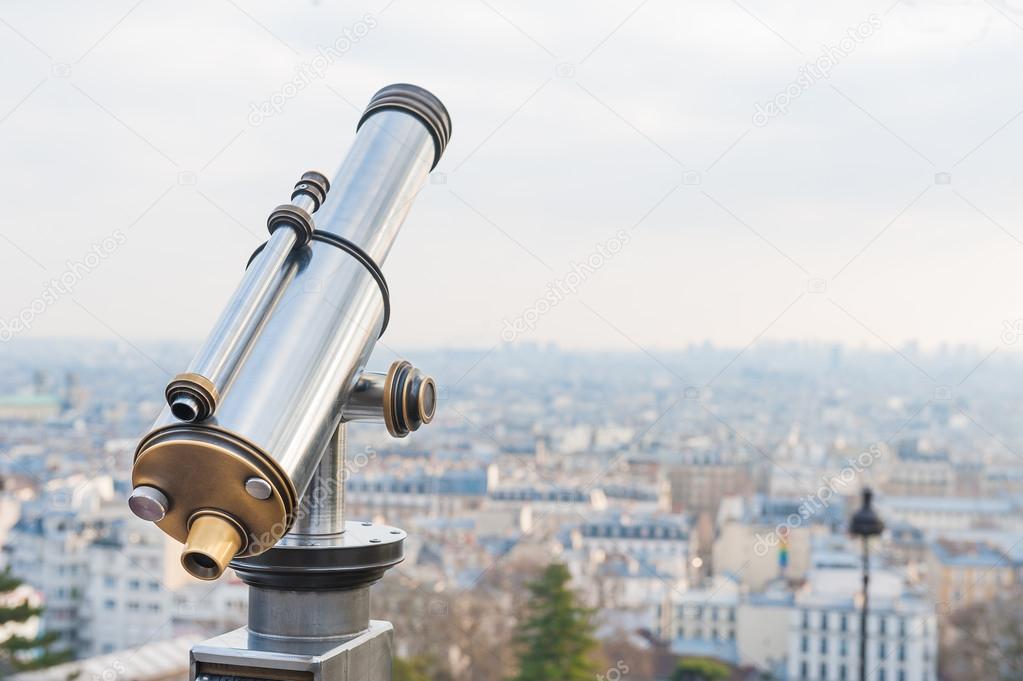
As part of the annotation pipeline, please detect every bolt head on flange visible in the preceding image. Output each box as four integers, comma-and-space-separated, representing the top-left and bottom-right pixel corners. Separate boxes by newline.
128, 485, 169, 522
245, 477, 274, 500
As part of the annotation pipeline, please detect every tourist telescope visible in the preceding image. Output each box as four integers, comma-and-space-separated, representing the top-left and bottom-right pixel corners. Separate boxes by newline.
127, 83, 451, 681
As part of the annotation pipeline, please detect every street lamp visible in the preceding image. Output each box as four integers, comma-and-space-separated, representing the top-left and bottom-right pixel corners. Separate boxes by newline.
850, 487, 885, 681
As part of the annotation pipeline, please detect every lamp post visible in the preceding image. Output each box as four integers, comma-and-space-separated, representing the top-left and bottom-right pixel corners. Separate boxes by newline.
850, 487, 885, 681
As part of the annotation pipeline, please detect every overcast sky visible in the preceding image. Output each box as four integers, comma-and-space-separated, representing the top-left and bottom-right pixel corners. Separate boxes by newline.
2, 0, 1023, 354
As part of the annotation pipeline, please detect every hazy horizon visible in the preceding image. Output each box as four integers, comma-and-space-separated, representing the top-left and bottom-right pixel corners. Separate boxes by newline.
3, 1, 1023, 354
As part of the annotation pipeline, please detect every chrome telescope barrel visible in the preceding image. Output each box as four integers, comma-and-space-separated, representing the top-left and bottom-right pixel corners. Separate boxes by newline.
130, 84, 450, 580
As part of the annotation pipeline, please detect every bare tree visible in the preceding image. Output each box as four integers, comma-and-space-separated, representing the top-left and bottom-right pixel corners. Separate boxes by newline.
941, 593, 1023, 681
376, 556, 542, 681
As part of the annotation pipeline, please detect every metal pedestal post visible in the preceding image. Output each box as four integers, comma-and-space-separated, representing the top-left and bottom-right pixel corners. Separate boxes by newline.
190, 425, 406, 681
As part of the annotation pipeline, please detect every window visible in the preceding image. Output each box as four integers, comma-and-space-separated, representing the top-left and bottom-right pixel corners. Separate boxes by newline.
879, 642, 887, 660
801, 635, 809, 653
103, 599, 115, 610
841, 614, 848, 632
898, 644, 905, 662
840, 638, 847, 656
879, 670, 886, 681
897, 670, 905, 681
899, 618, 906, 636
839, 664, 847, 681
821, 637, 828, 654
104, 575, 116, 588
879, 617, 887, 635
128, 579, 140, 591
800, 661, 808, 679
820, 662, 827, 680
728, 608, 736, 623
803, 610, 811, 628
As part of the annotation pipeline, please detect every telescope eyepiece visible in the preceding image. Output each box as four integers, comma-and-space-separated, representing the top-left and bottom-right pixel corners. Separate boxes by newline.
170, 394, 200, 422
165, 373, 218, 423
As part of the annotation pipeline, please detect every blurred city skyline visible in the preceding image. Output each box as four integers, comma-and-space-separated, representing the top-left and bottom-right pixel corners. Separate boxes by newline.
3, 1, 1023, 351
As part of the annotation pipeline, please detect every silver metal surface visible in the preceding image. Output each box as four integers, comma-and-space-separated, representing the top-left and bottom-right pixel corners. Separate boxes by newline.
244, 477, 273, 500
234, 520, 405, 573
191, 620, 394, 681
127, 485, 168, 522
202, 109, 435, 499
290, 425, 346, 537
315, 110, 435, 263
341, 371, 387, 423
178, 225, 298, 414
291, 193, 318, 215
248, 585, 370, 640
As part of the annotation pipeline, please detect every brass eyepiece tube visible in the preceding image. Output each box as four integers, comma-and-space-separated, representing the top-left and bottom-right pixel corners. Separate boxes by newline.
130, 84, 451, 579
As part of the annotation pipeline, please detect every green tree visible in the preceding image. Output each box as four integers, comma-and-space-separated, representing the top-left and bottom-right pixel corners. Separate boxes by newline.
671, 657, 732, 681
0, 569, 72, 674
510, 563, 599, 681
393, 655, 434, 681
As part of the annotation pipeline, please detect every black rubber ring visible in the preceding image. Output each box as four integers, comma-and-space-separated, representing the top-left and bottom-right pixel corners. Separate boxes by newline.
390, 361, 411, 436
267, 204, 315, 248
247, 231, 390, 337
291, 171, 330, 212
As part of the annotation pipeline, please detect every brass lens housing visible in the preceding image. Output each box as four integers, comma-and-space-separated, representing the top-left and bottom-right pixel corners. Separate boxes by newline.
133, 425, 297, 573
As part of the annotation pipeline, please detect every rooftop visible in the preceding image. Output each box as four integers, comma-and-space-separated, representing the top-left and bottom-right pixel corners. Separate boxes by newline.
931, 539, 1012, 568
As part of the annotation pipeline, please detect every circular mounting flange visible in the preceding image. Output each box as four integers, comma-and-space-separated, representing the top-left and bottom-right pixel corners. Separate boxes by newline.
132, 425, 296, 559
230, 520, 406, 590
